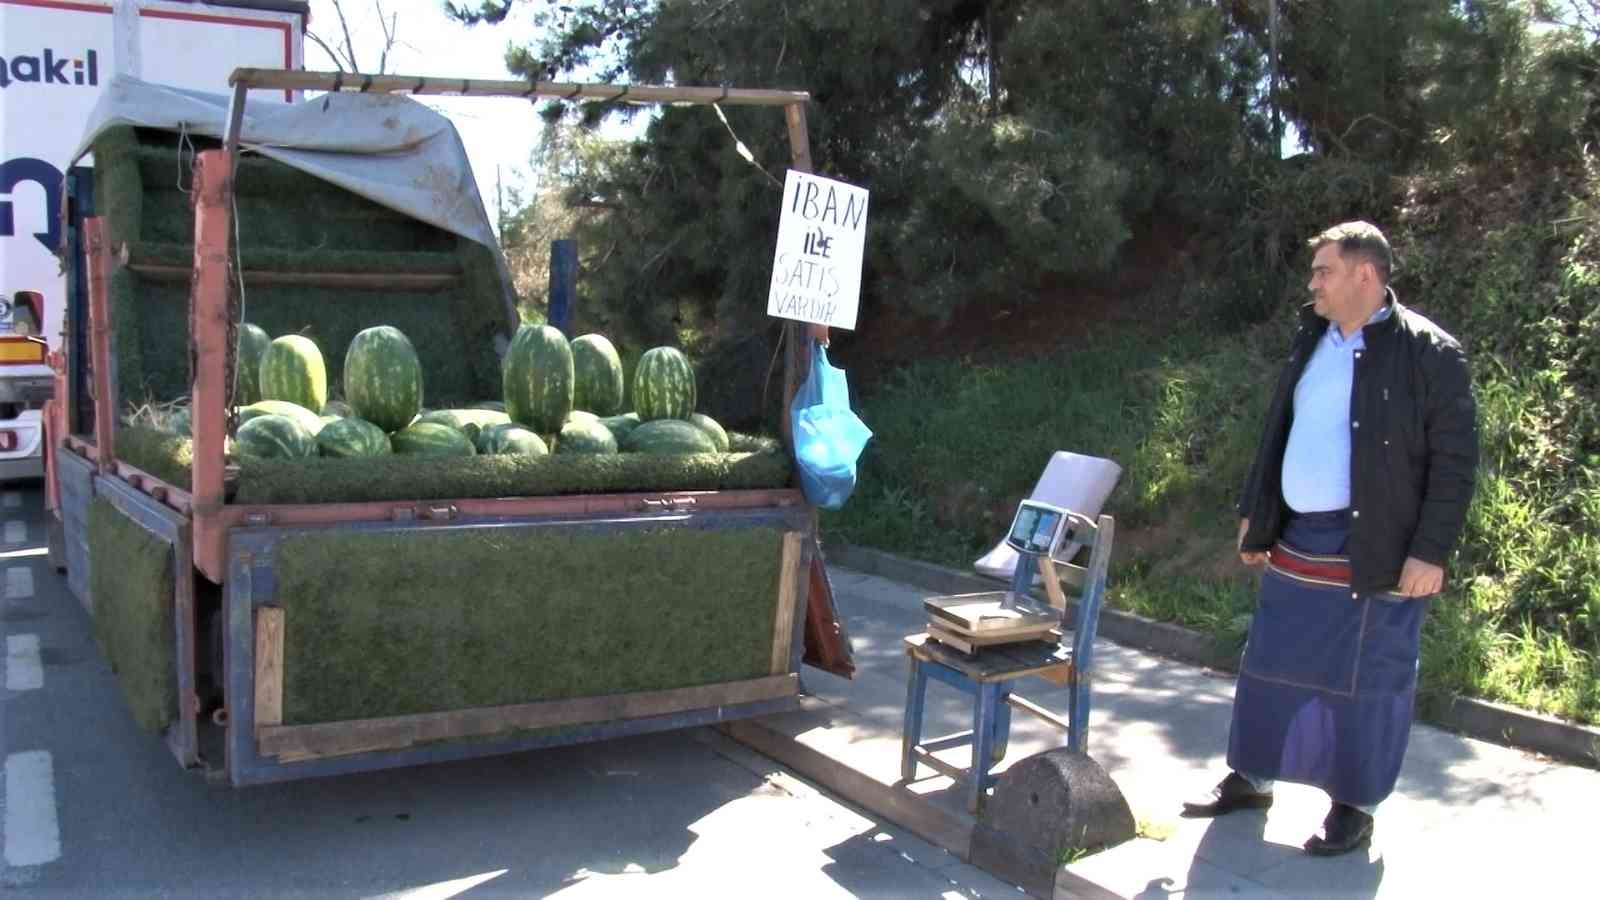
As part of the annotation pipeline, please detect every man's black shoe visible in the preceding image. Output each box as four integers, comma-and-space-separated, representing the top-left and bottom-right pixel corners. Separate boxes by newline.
1303, 803, 1375, 856
1180, 772, 1274, 818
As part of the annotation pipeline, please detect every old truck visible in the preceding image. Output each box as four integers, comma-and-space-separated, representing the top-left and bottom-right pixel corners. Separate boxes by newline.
1, 0, 308, 480
47, 67, 852, 786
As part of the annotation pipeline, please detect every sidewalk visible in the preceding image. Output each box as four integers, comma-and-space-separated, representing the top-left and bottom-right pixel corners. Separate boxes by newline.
729, 563, 1600, 899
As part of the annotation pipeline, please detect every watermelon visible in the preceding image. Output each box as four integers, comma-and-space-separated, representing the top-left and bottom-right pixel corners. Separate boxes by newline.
623, 419, 718, 454
503, 324, 574, 434
235, 414, 317, 460
572, 333, 625, 416
344, 326, 423, 433
556, 419, 619, 455
475, 423, 549, 456
633, 346, 697, 421
235, 323, 271, 406
565, 410, 600, 426
598, 412, 642, 444
390, 422, 476, 457
688, 413, 730, 452
237, 399, 325, 436
259, 334, 328, 413
420, 408, 513, 434
316, 417, 392, 458
322, 399, 354, 418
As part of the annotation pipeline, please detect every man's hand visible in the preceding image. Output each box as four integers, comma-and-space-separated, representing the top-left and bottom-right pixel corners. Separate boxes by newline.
1396, 557, 1444, 597
1238, 518, 1267, 566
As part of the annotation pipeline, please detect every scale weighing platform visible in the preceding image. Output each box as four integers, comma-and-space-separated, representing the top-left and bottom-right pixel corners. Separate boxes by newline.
922, 500, 1082, 653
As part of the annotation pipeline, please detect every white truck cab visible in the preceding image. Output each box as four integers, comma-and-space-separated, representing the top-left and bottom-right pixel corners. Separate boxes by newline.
1, 0, 306, 482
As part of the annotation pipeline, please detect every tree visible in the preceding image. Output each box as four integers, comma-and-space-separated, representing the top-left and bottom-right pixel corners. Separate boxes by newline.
307, 0, 400, 75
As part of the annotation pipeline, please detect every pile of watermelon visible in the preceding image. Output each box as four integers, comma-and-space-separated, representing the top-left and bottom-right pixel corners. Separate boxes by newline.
216, 322, 731, 464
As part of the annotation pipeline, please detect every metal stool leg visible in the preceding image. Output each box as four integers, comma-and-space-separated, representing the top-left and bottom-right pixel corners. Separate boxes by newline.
992, 682, 1013, 763
1068, 678, 1091, 753
970, 682, 999, 813
902, 656, 929, 781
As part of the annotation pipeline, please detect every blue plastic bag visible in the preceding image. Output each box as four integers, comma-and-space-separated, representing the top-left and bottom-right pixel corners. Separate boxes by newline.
791, 340, 872, 509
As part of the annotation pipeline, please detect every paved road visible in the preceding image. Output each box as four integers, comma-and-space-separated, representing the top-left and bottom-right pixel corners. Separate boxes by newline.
0, 481, 1022, 899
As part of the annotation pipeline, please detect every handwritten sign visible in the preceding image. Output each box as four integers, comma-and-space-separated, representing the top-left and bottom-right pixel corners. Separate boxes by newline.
767, 170, 868, 331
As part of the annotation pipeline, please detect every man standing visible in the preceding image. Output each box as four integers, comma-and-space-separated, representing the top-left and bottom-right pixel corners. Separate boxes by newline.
1182, 222, 1478, 856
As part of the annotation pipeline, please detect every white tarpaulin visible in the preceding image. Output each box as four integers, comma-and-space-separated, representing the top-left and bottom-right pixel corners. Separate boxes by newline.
69, 75, 514, 315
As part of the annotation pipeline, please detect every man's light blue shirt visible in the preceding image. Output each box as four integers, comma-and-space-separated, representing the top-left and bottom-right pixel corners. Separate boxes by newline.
1281, 304, 1394, 513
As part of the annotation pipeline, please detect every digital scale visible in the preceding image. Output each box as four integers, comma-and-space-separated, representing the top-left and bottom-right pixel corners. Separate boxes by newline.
922, 500, 1088, 653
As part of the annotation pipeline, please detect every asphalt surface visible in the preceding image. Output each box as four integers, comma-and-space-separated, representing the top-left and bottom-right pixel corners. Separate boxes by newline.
0, 481, 1023, 899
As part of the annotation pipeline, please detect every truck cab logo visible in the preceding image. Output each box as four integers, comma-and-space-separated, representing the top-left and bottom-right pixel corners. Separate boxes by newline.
0, 49, 99, 89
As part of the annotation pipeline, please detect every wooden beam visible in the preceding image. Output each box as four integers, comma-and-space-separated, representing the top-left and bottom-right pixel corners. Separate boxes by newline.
771, 531, 803, 674
189, 150, 234, 584
253, 608, 284, 730
217, 488, 803, 531
125, 264, 460, 292
258, 674, 799, 762
228, 69, 810, 107
84, 218, 117, 474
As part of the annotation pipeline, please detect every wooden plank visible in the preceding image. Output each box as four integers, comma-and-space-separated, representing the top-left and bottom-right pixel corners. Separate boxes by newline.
189, 150, 235, 584
258, 674, 799, 762
84, 218, 117, 474
253, 608, 284, 730
217, 488, 803, 530
125, 264, 460, 292
229, 68, 810, 107
771, 531, 802, 674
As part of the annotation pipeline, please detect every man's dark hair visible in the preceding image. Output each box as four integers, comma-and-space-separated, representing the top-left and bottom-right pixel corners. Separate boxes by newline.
1308, 221, 1392, 284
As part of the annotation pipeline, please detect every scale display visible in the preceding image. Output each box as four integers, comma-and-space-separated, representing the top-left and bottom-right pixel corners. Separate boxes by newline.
1006, 500, 1069, 557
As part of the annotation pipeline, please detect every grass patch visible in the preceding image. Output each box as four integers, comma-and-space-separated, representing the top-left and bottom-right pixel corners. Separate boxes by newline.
88, 498, 176, 735
278, 524, 788, 724
827, 238, 1600, 725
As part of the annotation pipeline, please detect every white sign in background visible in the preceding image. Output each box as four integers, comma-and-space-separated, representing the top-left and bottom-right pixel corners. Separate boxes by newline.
767, 170, 868, 331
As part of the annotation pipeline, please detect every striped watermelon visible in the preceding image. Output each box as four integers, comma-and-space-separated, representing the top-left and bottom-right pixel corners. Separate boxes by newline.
235, 323, 271, 406
556, 419, 618, 455
572, 334, 625, 416
503, 324, 574, 434
390, 422, 476, 457
623, 419, 718, 454
688, 413, 730, 452
322, 399, 354, 418
316, 417, 393, 458
259, 335, 328, 414
237, 399, 326, 436
633, 346, 696, 421
235, 414, 317, 460
598, 412, 642, 444
475, 423, 549, 456
420, 408, 513, 434
344, 326, 423, 433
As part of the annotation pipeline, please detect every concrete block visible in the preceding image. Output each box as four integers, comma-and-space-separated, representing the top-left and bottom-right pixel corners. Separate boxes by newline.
971, 749, 1135, 899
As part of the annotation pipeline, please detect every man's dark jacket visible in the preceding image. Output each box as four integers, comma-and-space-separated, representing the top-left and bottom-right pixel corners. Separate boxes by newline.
1237, 291, 1478, 594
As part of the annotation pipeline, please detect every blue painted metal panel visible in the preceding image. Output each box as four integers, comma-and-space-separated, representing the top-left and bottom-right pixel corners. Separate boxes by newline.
55, 450, 94, 609
547, 238, 577, 336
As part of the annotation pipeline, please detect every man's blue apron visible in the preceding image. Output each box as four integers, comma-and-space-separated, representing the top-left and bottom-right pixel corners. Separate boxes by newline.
1227, 509, 1426, 806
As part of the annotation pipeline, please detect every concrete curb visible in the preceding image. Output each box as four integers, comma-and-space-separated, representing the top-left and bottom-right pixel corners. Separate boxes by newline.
824, 542, 1600, 769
